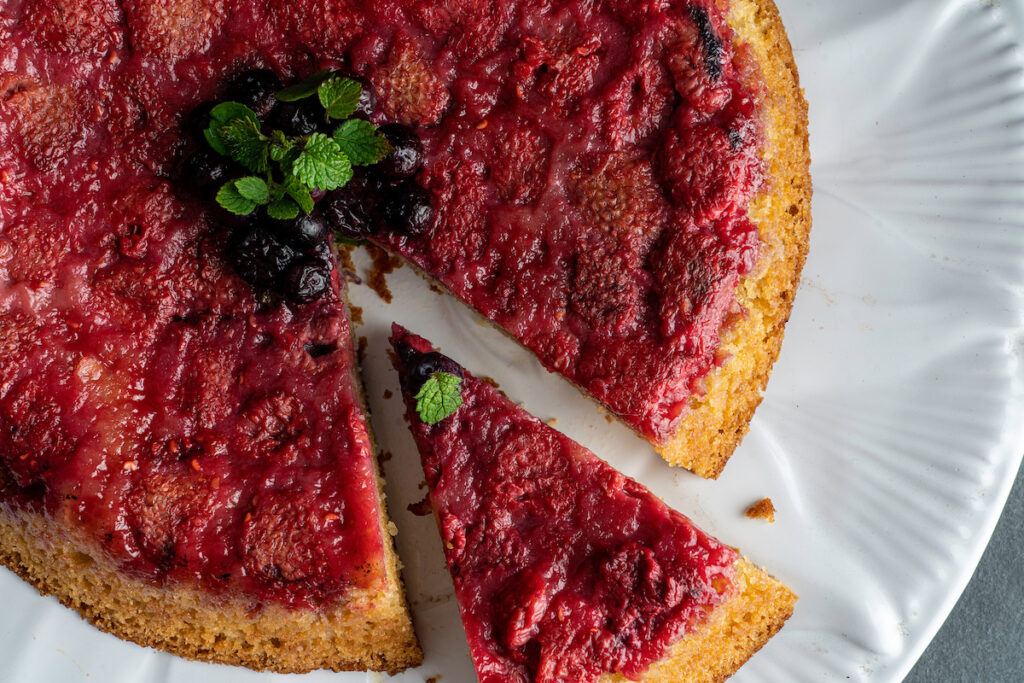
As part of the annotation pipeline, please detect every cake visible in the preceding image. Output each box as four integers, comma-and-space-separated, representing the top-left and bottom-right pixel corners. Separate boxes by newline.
0, 0, 807, 674
0, 1, 421, 674
390, 324, 796, 682
365, 0, 812, 478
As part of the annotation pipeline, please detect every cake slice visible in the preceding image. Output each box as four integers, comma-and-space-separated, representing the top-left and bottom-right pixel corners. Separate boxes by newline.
389, 324, 795, 682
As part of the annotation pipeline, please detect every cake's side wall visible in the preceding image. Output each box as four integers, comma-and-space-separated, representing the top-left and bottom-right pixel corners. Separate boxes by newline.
659, 0, 812, 478
0, 503, 421, 674
600, 559, 797, 683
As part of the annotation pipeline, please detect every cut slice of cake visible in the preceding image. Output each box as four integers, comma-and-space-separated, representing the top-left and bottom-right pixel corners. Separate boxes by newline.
389, 324, 795, 682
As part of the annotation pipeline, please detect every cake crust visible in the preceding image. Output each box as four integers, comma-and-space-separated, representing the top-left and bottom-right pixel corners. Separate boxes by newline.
0, 505, 419, 674
659, 0, 812, 477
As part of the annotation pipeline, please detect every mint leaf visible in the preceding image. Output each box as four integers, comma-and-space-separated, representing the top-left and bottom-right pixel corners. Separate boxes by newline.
318, 76, 362, 121
269, 130, 296, 162
334, 234, 367, 246
282, 175, 315, 213
415, 372, 463, 424
216, 182, 257, 215
204, 102, 259, 155
291, 133, 352, 191
267, 198, 301, 220
234, 176, 270, 204
219, 117, 269, 173
333, 119, 392, 166
276, 69, 333, 102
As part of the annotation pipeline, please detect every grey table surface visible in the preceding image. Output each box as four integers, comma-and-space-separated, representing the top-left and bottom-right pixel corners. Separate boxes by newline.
904, 459, 1024, 682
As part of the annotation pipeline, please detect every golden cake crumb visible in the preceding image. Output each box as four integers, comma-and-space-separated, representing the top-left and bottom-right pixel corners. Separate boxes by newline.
745, 498, 776, 523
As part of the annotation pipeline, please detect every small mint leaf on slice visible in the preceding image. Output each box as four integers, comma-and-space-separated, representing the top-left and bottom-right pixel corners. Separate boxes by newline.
219, 117, 269, 173
276, 69, 332, 102
216, 182, 257, 216
267, 197, 301, 220
333, 118, 393, 166
318, 76, 362, 121
291, 132, 353, 191
234, 176, 270, 204
415, 372, 463, 425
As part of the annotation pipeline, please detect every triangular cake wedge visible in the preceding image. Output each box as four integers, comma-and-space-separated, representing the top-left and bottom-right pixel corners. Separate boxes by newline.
390, 324, 795, 682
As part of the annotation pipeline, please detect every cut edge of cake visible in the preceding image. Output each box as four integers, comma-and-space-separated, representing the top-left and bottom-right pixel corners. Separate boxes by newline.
0, 306, 422, 675
658, 0, 812, 478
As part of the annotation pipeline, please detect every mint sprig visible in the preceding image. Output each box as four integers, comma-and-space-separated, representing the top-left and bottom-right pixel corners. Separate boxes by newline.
415, 372, 464, 425
334, 119, 392, 166
318, 76, 362, 120
202, 71, 394, 219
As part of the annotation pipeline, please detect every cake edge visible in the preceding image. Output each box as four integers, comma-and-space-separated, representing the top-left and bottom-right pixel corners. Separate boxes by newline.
658, 0, 813, 478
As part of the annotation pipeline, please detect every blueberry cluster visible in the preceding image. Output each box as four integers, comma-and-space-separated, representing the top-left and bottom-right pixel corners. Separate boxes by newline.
179, 68, 433, 304
325, 123, 432, 241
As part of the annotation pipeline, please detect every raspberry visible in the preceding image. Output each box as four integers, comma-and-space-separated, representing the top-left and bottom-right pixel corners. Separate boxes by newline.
650, 218, 758, 342
270, 0, 366, 52
419, 156, 489, 269
599, 59, 673, 147
240, 492, 340, 583
23, 0, 124, 55
489, 120, 550, 206
372, 32, 451, 127
569, 243, 642, 334
570, 152, 668, 251
3, 77, 89, 172
657, 116, 764, 224
0, 379, 74, 489
121, 0, 227, 60
126, 469, 211, 571
662, 12, 733, 115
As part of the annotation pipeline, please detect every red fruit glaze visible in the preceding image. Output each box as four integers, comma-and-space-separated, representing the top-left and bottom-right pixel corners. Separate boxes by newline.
390, 324, 739, 683
0, 3, 399, 608
0, 0, 761, 607
369, 0, 766, 443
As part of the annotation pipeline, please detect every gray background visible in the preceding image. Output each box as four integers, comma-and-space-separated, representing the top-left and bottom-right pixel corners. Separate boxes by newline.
905, 461, 1024, 682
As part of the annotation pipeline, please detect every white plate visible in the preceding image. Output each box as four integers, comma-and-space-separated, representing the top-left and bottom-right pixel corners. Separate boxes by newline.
4, 0, 1024, 681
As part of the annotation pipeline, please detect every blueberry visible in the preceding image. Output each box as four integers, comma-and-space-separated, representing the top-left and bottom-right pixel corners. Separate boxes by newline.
284, 258, 331, 303
272, 99, 327, 137
273, 211, 329, 248
227, 69, 283, 119
231, 227, 298, 290
180, 149, 233, 196
382, 183, 434, 236
324, 175, 387, 238
405, 351, 464, 395
350, 75, 378, 119
377, 124, 423, 179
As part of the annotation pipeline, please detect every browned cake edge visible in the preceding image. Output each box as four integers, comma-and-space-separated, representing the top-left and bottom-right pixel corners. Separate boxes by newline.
601, 557, 797, 683
0, 316, 422, 674
658, 0, 812, 478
